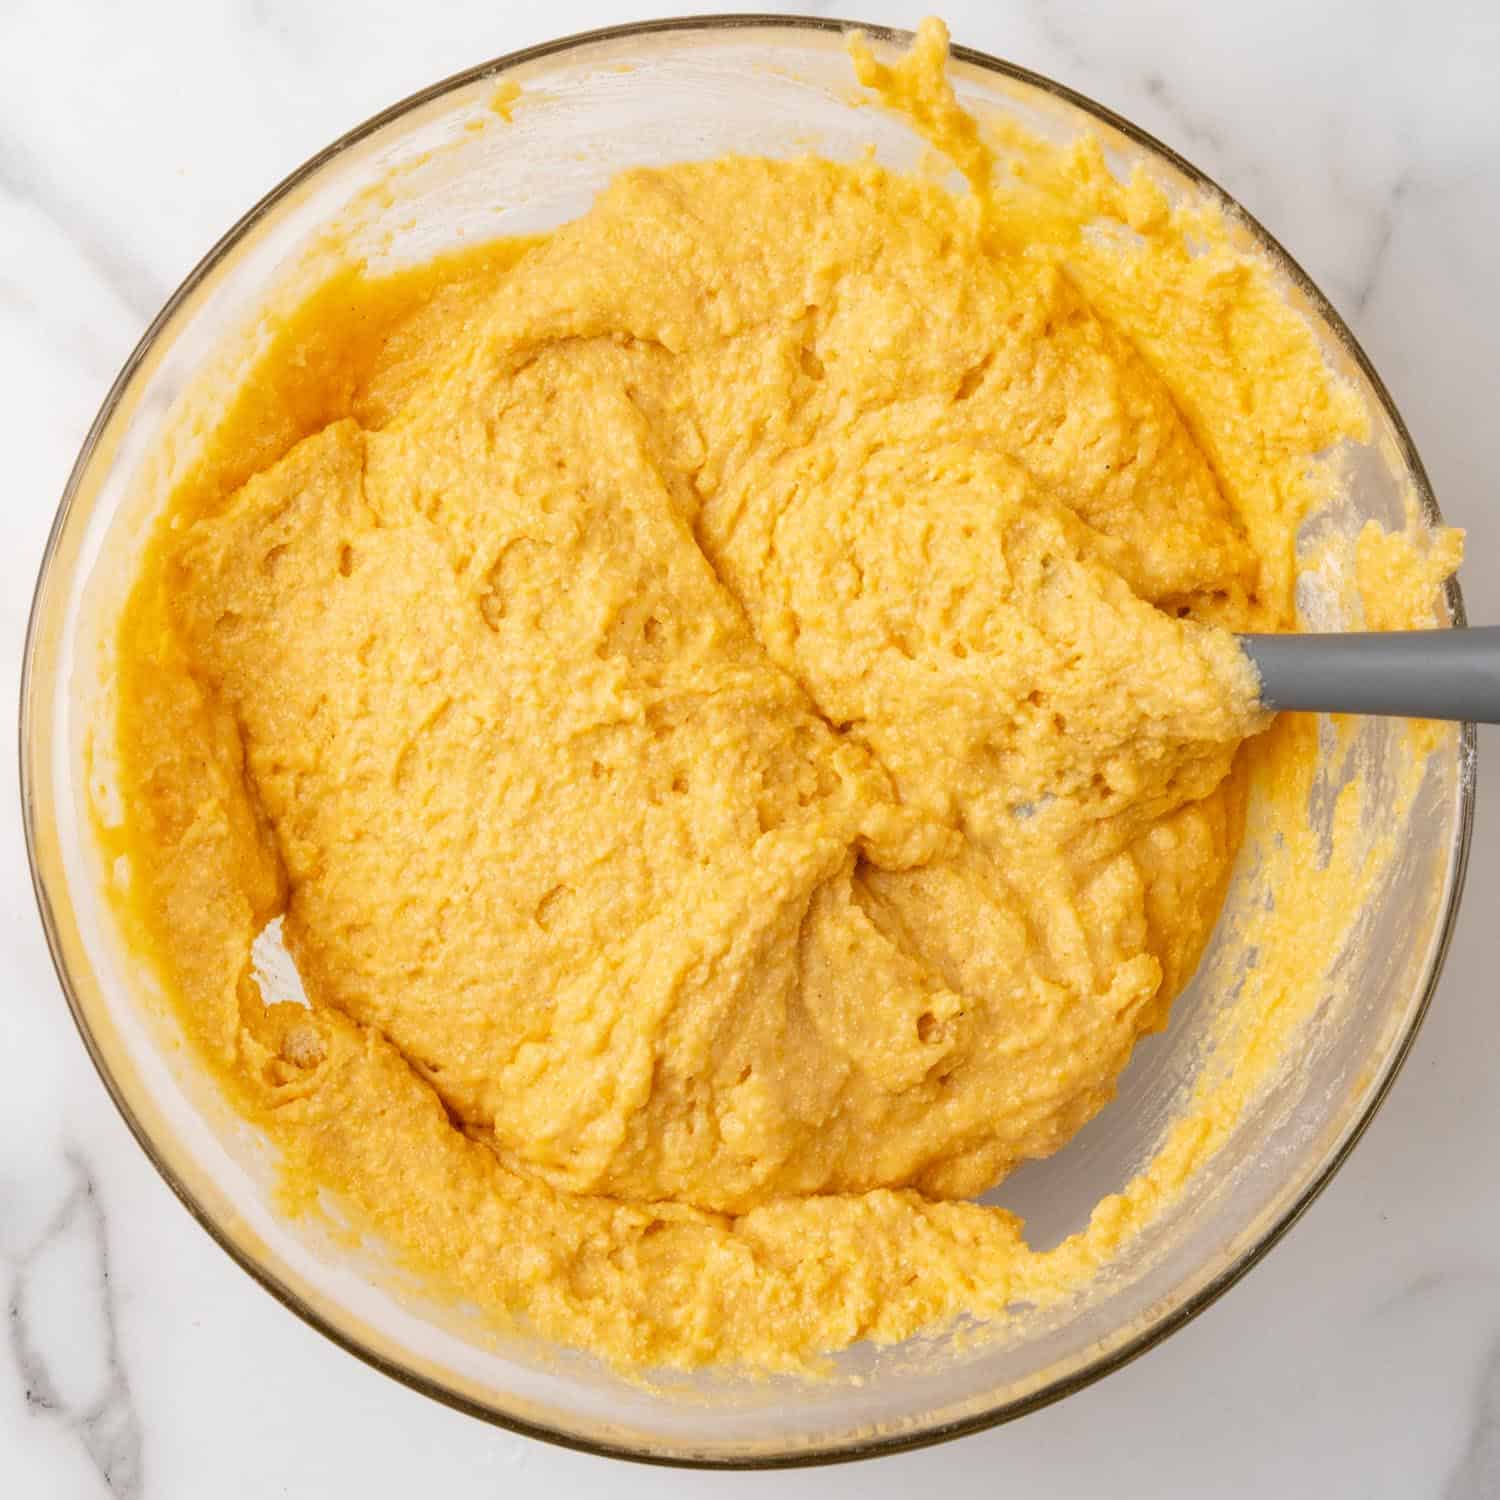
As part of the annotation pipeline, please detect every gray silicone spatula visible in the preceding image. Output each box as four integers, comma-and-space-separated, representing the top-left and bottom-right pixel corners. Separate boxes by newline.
1238, 626, 1500, 724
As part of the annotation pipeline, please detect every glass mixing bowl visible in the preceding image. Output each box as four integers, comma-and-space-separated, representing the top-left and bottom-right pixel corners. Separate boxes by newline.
21, 14, 1475, 1468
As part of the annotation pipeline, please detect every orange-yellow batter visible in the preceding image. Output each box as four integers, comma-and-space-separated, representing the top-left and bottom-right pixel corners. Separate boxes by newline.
104, 20, 1457, 1372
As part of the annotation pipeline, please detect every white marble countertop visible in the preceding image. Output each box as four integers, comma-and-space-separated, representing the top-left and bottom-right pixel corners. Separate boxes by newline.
3, 1, 1497, 1494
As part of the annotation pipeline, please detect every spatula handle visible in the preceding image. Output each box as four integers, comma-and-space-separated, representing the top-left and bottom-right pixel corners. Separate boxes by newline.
1238, 627, 1500, 724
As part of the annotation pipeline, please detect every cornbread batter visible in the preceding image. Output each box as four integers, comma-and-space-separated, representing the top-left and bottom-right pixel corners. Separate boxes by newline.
107, 20, 1455, 1371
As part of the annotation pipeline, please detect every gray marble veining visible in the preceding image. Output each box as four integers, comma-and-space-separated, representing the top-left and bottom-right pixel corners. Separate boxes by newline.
1446, 1337, 1500, 1500
5, 1152, 143, 1498
1348, 170, 1411, 315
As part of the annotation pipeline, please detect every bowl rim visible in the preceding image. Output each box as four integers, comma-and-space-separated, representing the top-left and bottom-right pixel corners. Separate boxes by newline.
19, 10, 1477, 1470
